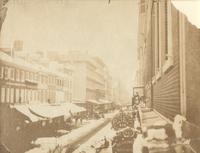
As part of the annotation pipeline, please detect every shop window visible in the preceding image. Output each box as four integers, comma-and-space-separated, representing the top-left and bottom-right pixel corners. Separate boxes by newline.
20, 89, 25, 103
25, 89, 29, 103
15, 88, 20, 103
6, 87, 10, 103
10, 88, 14, 103
0, 67, 4, 79
1, 87, 5, 103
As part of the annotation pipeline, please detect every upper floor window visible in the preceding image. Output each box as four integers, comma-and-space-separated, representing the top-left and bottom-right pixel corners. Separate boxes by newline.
26, 71, 29, 80
4, 67, 9, 80
21, 70, 25, 82
16, 69, 20, 81
140, 4, 145, 13
29, 72, 33, 81
162, 0, 173, 73
153, 1, 162, 81
10, 68, 15, 81
0, 67, 4, 79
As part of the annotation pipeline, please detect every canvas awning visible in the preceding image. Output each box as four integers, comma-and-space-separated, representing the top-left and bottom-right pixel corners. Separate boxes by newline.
11, 105, 44, 122
28, 103, 86, 119
86, 99, 101, 105
98, 99, 112, 104
66, 103, 86, 113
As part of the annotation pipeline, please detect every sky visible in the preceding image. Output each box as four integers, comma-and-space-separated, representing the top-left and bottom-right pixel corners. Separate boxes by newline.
1, 0, 200, 98
172, 0, 200, 28
1, 0, 138, 98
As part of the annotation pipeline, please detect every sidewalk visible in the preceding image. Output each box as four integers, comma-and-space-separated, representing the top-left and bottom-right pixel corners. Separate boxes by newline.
139, 107, 196, 153
26, 112, 116, 153
140, 108, 169, 128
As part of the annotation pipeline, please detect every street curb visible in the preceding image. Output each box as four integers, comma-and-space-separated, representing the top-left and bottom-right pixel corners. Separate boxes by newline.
63, 118, 111, 152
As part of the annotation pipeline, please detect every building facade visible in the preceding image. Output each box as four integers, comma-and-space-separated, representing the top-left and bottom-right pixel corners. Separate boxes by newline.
49, 51, 114, 114
137, 1, 200, 149
0, 52, 70, 105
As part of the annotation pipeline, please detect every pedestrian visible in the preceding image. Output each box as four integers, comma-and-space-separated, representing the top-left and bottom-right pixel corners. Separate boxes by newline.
104, 136, 109, 147
132, 92, 140, 107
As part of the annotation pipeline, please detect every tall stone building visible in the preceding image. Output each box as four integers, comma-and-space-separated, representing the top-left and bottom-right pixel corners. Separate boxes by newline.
0, 0, 9, 33
47, 51, 113, 105
137, 0, 200, 150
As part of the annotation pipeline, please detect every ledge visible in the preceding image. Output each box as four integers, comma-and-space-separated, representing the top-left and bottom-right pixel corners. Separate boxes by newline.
155, 70, 161, 80
152, 76, 156, 84
162, 57, 174, 73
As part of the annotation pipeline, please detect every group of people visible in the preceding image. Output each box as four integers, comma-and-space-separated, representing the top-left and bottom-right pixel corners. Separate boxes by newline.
132, 92, 145, 107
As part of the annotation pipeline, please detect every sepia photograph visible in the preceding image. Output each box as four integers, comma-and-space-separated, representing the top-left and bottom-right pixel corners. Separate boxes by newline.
0, 0, 200, 153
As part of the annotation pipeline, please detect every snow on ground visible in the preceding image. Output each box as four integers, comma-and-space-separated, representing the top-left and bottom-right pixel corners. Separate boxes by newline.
25, 112, 117, 153
73, 123, 116, 153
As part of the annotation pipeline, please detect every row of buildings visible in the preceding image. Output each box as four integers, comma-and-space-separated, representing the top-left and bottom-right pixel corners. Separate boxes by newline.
0, 1, 124, 152
136, 0, 200, 151
0, 48, 126, 152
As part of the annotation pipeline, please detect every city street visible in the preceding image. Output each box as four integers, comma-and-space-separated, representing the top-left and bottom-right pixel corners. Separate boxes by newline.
0, 0, 200, 153
73, 123, 115, 153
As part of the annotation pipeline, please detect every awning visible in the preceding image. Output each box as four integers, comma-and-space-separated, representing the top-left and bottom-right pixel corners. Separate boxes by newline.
98, 99, 112, 104
11, 105, 44, 122
86, 99, 101, 105
66, 103, 86, 113
29, 103, 86, 119
29, 104, 66, 119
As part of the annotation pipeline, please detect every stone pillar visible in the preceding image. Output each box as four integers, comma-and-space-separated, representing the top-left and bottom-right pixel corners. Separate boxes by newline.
0, 0, 9, 33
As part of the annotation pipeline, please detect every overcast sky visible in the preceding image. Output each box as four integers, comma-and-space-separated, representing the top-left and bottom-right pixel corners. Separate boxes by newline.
172, 0, 200, 28
1, 0, 199, 97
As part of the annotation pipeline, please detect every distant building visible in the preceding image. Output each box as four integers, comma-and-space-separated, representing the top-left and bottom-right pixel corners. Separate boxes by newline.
0, 51, 70, 104
112, 79, 129, 105
47, 51, 113, 114
0, 51, 85, 152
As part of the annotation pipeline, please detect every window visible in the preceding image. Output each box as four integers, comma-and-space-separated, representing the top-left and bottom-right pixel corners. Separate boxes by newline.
15, 88, 20, 103
10, 88, 14, 103
70, 81, 72, 89
162, 0, 173, 73
153, 1, 162, 82
4, 67, 9, 80
0, 67, 4, 79
21, 70, 25, 82
6, 87, 10, 103
29, 90, 33, 101
30, 72, 33, 81
16, 69, 20, 81
70, 93, 72, 102
1, 87, 5, 103
42, 76, 44, 83
26, 72, 29, 80
10, 68, 15, 80
141, 4, 145, 13
35, 91, 38, 102
25, 89, 28, 102
20, 89, 25, 103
